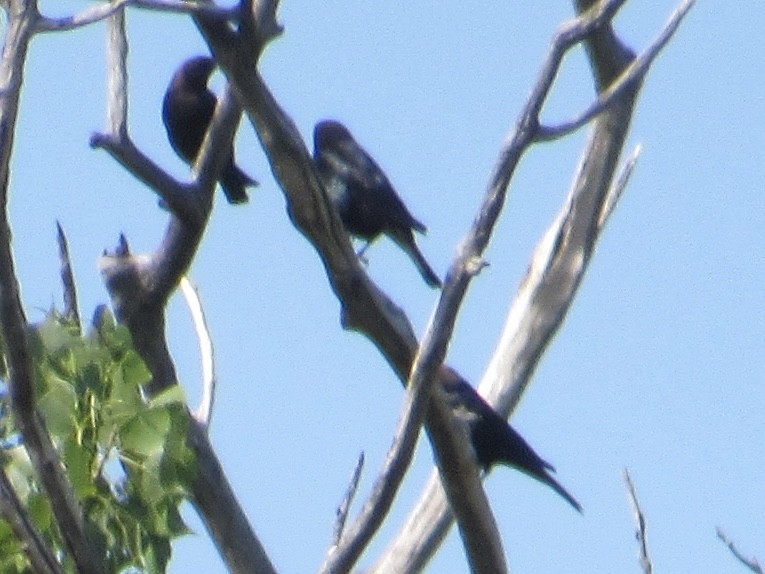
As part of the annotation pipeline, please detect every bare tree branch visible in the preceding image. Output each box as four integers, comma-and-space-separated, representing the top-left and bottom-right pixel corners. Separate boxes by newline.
538, 0, 695, 141
331, 452, 365, 547
195, 0, 421, 376
0, 2, 104, 573
717, 528, 764, 574
382, 2, 686, 494
179, 277, 217, 428
625, 470, 652, 574
93, 7, 244, 394
56, 222, 80, 330
372, 0, 693, 570
34, 0, 237, 33
98, 247, 278, 573
89, 6, 208, 227
90, 133, 207, 227
0, 466, 65, 574
87, 10, 279, 573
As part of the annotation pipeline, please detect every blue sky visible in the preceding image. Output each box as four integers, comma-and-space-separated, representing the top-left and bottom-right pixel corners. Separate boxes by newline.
8, 1, 765, 572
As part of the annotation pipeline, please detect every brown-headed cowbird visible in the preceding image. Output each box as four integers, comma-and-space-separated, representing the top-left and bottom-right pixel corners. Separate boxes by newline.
313, 120, 441, 288
162, 56, 257, 204
440, 366, 582, 513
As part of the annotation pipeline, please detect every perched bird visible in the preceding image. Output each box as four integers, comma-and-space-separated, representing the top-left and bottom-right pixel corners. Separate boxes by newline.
313, 120, 441, 288
440, 366, 582, 513
162, 56, 257, 204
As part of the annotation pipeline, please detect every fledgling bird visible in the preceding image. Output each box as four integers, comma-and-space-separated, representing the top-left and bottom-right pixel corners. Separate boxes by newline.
440, 366, 582, 513
313, 120, 442, 288
162, 56, 257, 204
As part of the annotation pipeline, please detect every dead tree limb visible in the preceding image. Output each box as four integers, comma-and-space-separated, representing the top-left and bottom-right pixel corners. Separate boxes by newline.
0, 1, 105, 572
90, 8, 277, 574
372, 1, 693, 571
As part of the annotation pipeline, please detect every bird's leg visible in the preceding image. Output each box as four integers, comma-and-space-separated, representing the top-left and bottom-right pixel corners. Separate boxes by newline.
356, 241, 371, 265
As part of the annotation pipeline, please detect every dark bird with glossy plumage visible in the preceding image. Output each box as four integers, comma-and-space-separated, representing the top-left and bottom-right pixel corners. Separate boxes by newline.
440, 366, 582, 513
313, 120, 441, 288
162, 56, 257, 204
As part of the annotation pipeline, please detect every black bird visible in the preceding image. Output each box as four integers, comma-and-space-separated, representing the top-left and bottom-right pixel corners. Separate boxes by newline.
440, 366, 582, 513
162, 56, 257, 204
313, 120, 441, 288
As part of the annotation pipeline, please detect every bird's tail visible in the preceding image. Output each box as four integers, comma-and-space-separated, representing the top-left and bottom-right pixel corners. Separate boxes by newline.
529, 468, 583, 513
219, 162, 258, 205
498, 423, 583, 513
390, 230, 442, 288
408, 215, 427, 235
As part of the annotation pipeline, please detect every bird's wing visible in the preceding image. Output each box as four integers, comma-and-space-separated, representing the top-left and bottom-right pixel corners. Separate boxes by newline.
324, 138, 390, 191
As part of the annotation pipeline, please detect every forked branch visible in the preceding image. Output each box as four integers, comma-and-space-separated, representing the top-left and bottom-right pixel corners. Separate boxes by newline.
90, 8, 277, 574
372, 1, 693, 571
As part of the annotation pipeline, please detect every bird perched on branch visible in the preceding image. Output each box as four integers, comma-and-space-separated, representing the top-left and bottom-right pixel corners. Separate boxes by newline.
440, 366, 582, 513
313, 120, 441, 288
162, 56, 257, 204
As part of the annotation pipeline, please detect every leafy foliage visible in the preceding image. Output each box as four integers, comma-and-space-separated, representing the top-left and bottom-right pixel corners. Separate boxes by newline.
0, 311, 195, 574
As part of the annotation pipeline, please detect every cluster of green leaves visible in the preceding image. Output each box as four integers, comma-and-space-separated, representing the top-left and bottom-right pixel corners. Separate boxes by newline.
0, 310, 196, 574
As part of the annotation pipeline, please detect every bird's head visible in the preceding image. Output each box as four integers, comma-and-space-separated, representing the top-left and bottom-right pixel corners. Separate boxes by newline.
314, 120, 353, 152
177, 56, 216, 90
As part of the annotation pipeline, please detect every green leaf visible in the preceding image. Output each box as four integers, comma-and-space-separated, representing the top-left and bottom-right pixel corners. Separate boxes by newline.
120, 350, 152, 390
62, 438, 97, 498
35, 316, 79, 356
120, 408, 171, 459
26, 492, 53, 532
148, 385, 187, 410
37, 374, 77, 438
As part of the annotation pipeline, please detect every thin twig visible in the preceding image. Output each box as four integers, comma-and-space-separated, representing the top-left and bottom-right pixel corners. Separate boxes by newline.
625, 470, 652, 574
505, 0, 631, 152
93, 83, 244, 229
179, 277, 216, 429
538, 0, 696, 141
332, 452, 365, 547
0, 466, 65, 574
598, 143, 641, 230
35, 0, 237, 33
90, 134, 206, 228
91, 9, 206, 227
320, 371, 427, 572
717, 528, 764, 574
105, 7, 128, 140
56, 222, 80, 330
